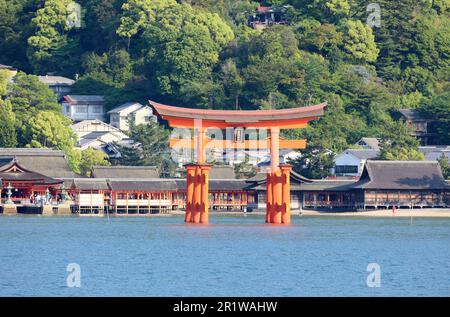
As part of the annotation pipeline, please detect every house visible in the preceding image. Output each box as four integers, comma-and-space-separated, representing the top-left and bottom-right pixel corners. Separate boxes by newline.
38, 75, 75, 101
70, 120, 132, 159
354, 137, 380, 150
399, 109, 436, 145
107, 102, 156, 131
333, 149, 379, 177
62, 95, 106, 122
419, 146, 450, 162
353, 161, 450, 209
0, 64, 17, 77
247, 5, 290, 30
300, 161, 450, 210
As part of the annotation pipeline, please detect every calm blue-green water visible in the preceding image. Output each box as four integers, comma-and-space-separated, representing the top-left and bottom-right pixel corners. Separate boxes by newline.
0, 214, 449, 296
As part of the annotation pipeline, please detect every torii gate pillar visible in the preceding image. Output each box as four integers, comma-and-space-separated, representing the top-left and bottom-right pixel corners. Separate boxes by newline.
266, 127, 293, 224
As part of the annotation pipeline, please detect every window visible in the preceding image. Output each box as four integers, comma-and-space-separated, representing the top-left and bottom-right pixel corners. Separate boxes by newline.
75, 106, 87, 113
65, 105, 70, 113
335, 165, 358, 174
92, 106, 103, 114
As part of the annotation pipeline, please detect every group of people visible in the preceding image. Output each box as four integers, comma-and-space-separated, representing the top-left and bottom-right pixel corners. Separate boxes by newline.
29, 193, 51, 206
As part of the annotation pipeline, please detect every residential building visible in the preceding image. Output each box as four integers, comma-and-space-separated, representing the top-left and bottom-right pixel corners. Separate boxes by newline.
108, 102, 156, 131
38, 75, 75, 101
71, 120, 133, 159
247, 5, 290, 29
62, 95, 106, 122
399, 109, 436, 145
333, 149, 379, 177
354, 137, 380, 150
419, 146, 450, 162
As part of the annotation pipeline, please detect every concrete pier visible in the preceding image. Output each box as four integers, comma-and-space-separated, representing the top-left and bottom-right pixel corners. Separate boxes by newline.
57, 204, 72, 215
42, 205, 54, 215
2, 204, 17, 215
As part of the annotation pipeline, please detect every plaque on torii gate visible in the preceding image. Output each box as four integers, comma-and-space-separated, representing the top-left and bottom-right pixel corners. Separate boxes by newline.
149, 100, 326, 224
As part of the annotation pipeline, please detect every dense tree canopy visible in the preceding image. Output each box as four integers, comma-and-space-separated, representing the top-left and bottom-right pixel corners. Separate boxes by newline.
0, 0, 449, 177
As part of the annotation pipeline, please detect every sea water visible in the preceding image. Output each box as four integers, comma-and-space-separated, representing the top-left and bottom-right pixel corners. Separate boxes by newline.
0, 215, 449, 296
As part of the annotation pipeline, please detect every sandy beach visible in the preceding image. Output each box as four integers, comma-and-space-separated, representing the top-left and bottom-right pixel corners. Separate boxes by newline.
72, 208, 450, 218
199, 208, 450, 218
299, 208, 450, 218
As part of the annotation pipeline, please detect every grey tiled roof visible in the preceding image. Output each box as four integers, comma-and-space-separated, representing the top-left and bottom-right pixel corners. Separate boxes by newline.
109, 179, 178, 191
341, 149, 379, 160
399, 109, 425, 121
300, 180, 357, 191
107, 102, 144, 114
209, 166, 236, 179
71, 178, 110, 190
38, 75, 75, 85
0, 148, 77, 178
91, 166, 159, 179
354, 160, 449, 190
356, 137, 380, 150
64, 95, 104, 104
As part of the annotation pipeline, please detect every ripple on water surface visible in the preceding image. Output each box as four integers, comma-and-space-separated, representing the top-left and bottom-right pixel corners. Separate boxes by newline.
0, 215, 449, 296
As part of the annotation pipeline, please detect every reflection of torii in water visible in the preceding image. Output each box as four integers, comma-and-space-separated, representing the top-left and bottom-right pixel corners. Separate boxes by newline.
149, 100, 326, 224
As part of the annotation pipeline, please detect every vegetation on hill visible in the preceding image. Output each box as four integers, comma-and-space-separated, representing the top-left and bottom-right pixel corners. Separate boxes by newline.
0, 0, 449, 177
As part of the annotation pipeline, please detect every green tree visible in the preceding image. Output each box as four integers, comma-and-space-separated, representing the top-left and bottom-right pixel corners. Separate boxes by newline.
79, 147, 110, 176
81, 49, 132, 88
234, 154, 258, 179
290, 146, 335, 179
0, 99, 17, 147
27, 0, 80, 75
116, 0, 178, 50
378, 120, 424, 160
26, 110, 77, 150
342, 20, 379, 63
118, 1, 234, 98
420, 92, 450, 144
437, 153, 450, 179
114, 121, 177, 177
7, 72, 61, 145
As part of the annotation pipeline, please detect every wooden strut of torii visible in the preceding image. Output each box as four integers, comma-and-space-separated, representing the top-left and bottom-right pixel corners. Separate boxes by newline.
149, 100, 326, 224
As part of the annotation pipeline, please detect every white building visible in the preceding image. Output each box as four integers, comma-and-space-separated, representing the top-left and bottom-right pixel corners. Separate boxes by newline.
333, 149, 379, 177
71, 120, 133, 159
62, 95, 106, 122
108, 102, 156, 131
38, 75, 75, 100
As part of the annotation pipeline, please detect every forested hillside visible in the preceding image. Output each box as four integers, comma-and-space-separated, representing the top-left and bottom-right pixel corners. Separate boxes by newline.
0, 0, 449, 176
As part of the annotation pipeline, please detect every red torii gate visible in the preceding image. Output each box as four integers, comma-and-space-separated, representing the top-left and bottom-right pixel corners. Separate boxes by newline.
149, 100, 326, 224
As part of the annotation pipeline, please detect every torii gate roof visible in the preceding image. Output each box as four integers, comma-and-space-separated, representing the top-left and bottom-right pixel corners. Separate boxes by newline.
149, 100, 326, 129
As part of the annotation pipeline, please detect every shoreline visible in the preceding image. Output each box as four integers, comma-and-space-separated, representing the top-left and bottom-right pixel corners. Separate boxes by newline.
2, 208, 450, 218
204, 208, 450, 218
298, 208, 450, 218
